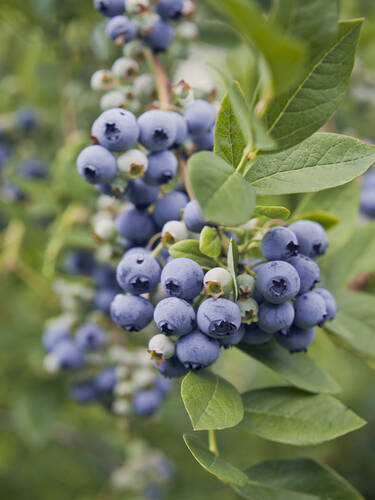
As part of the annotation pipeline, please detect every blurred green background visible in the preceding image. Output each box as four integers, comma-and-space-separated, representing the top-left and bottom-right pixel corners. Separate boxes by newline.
1, 1, 375, 499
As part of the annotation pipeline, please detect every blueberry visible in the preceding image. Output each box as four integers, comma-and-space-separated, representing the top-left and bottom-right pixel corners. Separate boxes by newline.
52, 340, 83, 370
19, 159, 48, 179
258, 301, 295, 334
289, 220, 328, 259
91, 108, 139, 152
106, 15, 137, 43
95, 367, 117, 393
197, 298, 242, 338
276, 326, 315, 353
75, 323, 107, 350
70, 381, 97, 404
138, 110, 177, 152
261, 227, 299, 261
132, 389, 163, 416
170, 111, 188, 147
360, 189, 375, 218
111, 294, 154, 331
155, 0, 184, 19
76, 145, 117, 184
237, 298, 259, 324
184, 99, 215, 137
125, 178, 159, 208
161, 257, 203, 301
362, 170, 375, 189
154, 355, 188, 378
183, 200, 207, 233
287, 254, 320, 294
176, 331, 220, 370
154, 376, 172, 397
255, 261, 300, 304
115, 208, 157, 244
153, 190, 188, 228
220, 326, 245, 348
242, 324, 273, 345
16, 107, 37, 131
237, 274, 256, 299
92, 264, 117, 288
294, 291, 327, 328
315, 288, 337, 321
42, 326, 71, 352
194, 126, 214, 151
116, 249, 161, 294
0, 142, 9, 167
65, 249, 95, 276
204, 268, 233, 297
143, 19, 175, 52
93, 288, 118, 314
94, 0, 125, 17
154, 297, 195, 336
144, 150, 178, 185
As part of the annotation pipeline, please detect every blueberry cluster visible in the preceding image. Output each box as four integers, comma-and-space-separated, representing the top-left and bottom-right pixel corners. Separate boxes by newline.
246, 220, 338, 353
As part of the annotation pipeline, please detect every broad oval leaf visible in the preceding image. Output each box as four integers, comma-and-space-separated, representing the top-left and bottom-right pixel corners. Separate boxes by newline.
254, 205, 290, 220
265, 20, 362, 150
234, 457, 364, 500
246, 134, 375, 195
169, 239, 216, 269
189, 151, 256, 225
199, 226, 221, 259
239, 339, 340, 394
181, 371, 244, 431
183, 434, 248, 487
241, 386, 365, 445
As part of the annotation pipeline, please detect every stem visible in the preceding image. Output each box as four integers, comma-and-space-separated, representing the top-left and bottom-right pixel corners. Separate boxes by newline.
208, 429, 219, 456
151, 241, 164, 258
177, 152, 195, 200
145, 48, 171, 110
236, 146, 252, 176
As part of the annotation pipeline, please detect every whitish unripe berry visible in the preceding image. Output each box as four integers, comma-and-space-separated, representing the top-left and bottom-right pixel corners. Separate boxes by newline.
204, 267, 233, 297
91, 69, 115, 91
148, 334, 176, 362
162, 221, 189, 245
100, 90, 126, 110
117, 149, 148, 178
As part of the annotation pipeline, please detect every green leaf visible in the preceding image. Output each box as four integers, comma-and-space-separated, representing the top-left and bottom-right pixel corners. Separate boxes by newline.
241, 386, 365, 446
227, 238, 239, 300
293, 181, 359, 252
169, 239, 216, 268
181, 371, 244, 431
254, 205, 290, 220
246, 134, 375, 195
239, 339, 340, 394
234, 457, 364, 499
319, 222, 375, 292
183, 434, 248, 487
188, 151, 256, 225
199, 226, 221, 259
325, 291, 375, 360
289, 211, 339, 230
207, 0, 306, 95
265, 20, 362, 150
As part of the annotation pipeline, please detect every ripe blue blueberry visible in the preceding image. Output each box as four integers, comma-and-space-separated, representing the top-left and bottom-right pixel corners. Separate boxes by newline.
16, 107, 37, 131
176, 331, 220, 370
95, 367, 117, 393
360, 189, 375, 218
315, 288, 337, 321
170, 111, 188, 147
70, 381, 97, 404
261, 226, 299, 261
276, 326, 315, 353
132, 389, 163, 416
183, 200, 207, 233
106, 15, 137, 43
42, 326, 71, 352
111, 294, 154, 331
154, 297, 196, 336
197, 298, 242, 338
75, 323, 107, 350
258, 301, 295, 334
154, 355, 188, 378
65, 249, 95, 276
242, 324, 273, 345
155, 0, 184, 19
289, 220, 327, 259
138, 110, 177, 152
116, 249, 161, 294
143, 19, 175, 52
94, 0, 125, 17
125, 178, 159, 208
92, 264, 117, 288
194, 126, 214, 151
91, 108, 139, 152
255, 261, 300, 304
115, 208, 157, 244
161, 257, 204, 301
76, 145, 117, 184
184, 99, 215, 137
294, 291, 327, 328
52, 340, 83, 370
153, 190, 188, 228
154, 376, 172, 397
19, 159, 48, 179
220, 326, 245, 348
287, 254, 320, 294
145, 150, 178, 185
93, 288, 118, 314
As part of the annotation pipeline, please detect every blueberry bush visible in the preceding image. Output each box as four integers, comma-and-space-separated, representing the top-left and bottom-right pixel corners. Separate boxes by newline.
2, 0, 375, 499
